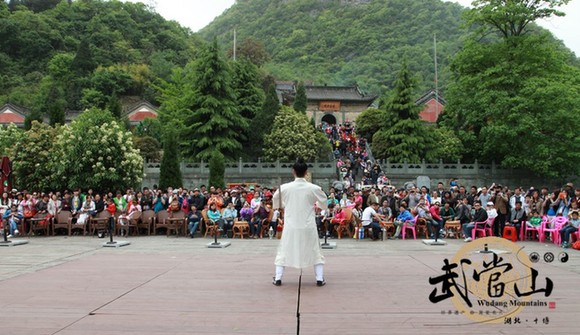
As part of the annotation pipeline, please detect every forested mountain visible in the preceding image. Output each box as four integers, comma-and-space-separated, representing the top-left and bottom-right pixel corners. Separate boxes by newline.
200, 0, 469, 95
0, 0, 199, 114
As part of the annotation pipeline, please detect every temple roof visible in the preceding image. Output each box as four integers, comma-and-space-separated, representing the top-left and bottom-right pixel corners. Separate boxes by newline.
415, 89, 446, 106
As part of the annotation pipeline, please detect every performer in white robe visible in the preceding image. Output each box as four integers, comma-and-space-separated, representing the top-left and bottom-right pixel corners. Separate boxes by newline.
272, 158, 328, 286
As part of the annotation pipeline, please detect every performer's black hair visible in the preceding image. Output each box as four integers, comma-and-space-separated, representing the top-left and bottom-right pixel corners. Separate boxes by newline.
292, 158, 308, 177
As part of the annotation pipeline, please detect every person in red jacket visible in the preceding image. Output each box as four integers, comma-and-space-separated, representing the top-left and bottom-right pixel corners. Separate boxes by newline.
429, 202, 444, 238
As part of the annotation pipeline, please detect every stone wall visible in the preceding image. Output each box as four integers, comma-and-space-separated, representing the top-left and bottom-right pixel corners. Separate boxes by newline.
142, 160, 576, 191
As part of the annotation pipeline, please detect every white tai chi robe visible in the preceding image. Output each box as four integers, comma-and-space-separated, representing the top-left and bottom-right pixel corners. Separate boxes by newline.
273, 178, 328, 268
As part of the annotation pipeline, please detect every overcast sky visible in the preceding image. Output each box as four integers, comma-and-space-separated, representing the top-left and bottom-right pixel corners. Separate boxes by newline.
125, 0, 580, 56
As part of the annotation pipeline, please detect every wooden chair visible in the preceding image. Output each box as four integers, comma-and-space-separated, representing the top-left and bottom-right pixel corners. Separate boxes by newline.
335, 208, 353, 239
53, 211, 73, 236
28, 213, 50, 236
202, 209, 219, 238
444, 220, 461, 239
89, 211, 111, 237
153, 210, 170, 235
117, 210, 142, 236
70, 215, 88, 236
165, 210, 185, 237
232, 219, 250, 239
138, 210, 155, 235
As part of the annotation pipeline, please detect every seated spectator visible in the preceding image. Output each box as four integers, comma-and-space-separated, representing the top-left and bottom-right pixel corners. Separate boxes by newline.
118, 198, 141, 236
429, 201, 443, 238
93, 194, 104, 215
77, 195, 95, 225
506, 201, 526, 239
207, 203, 225, 235
48, 194, 61, 217
361, 202, 384, 240
560, 210, 579, 248
455, 197, 472, 224
2, 204, 22, 237
463, 201, 488, 242
439, 202, 455, 226
378, 200, 393, 221
187, 205, 201, 238
249, 202, 267, 238
222, 202, 238, 238
527, 210, 542, 229
390, 205, 414, 239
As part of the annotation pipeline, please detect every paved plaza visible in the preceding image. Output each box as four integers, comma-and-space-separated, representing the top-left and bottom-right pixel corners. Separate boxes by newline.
1, 235, 578, 335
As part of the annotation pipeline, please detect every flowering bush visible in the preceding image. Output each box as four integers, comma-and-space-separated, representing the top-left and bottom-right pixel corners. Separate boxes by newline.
11, 121, 57, 191
52, 108, 143, 192
0, 123, 24, 157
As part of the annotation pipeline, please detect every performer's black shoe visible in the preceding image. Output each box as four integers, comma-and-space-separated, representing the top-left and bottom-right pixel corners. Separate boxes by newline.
272, 277, 282, 286
316, 279, 326, 287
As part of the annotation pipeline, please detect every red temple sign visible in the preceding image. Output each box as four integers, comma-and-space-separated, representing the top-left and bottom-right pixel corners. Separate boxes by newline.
319, 101, 341, 111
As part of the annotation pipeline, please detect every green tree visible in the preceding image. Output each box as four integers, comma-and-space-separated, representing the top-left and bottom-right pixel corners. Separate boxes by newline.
444, 1, 580, 177
71, 38, 95, 76
156, 63, 196, 138
159, 127, 182, 190
24, 109, 43, 130
231, 59, 264, 120
133, 136, 160, 162
228, 37, 270, 67
184, 39, 247, 161
0, 123, 24, 157
293, 81, 308, 113
467, 0, 570, 39
11, 121, 57, 191
135, 118, 162, 142
52, 108, 143, 192
208, 150, 225, 189
372, 61, 431, 162
247, 82, 280, 159
263, 106, 322, 162
354, 108, 387, 142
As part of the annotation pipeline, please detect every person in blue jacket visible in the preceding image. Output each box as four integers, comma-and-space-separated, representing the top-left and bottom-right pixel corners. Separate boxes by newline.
389, 204, 414, 239
2, 204, 23, 237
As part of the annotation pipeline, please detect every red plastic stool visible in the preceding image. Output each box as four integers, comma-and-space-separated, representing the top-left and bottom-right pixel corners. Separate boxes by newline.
503, 226, 517, 242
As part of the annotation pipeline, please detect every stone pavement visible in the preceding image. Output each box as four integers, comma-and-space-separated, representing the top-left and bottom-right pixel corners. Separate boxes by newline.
0, 235, 578, 335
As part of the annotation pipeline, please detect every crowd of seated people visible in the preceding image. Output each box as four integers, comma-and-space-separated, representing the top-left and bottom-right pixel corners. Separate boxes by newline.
1, 179, 578, 247
313, 179, 580, 245
0, 184, 282, 239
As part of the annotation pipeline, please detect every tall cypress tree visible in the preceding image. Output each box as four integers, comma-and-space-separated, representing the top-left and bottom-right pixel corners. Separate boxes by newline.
208, 150, 225, 189
293, 81, 308, 113
184, 39, 246, 161
246, 82, 280, 159
372, 60, 431, 162
159, 127, 182, 190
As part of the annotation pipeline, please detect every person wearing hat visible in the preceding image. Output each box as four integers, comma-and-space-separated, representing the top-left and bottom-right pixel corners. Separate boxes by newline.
560, 210, 579, 248
486, 202, 498, 220
2, 203, 22, 237
229, 189, 244, 213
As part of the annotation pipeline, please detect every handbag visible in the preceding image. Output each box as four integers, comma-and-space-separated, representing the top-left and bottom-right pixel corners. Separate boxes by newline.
572, 240, 580, 250
23, 209, 36, 218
